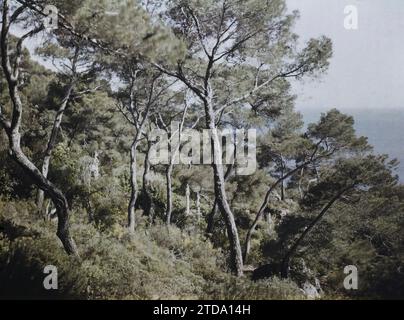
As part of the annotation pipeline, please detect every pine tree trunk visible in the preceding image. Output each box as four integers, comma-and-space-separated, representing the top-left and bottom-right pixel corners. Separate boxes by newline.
36, 61, 76, 215
196, 191, 201, 218
0, 16, 78, 256
206, 164, 233, 235
281, 179, 285, 201
243, 206, 264, 263
244, 161, 311, 263
212, 160, 243, 276
281, 185, 353, 278
298, 167, 305, 199
36, 156, 49, 214
9, 132, 78, 256
128, 140, 139, 233
165, 163, 174, 224
185, 183, 190, 216
206, 199, 218, 235
205, 99, 243, 276
142, 140, 155, 221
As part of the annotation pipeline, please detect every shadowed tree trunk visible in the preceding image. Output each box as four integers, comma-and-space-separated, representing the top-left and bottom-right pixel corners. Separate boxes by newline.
11, 143, 78, 255
298, 167, 305, 199
244, 161, 311, 263
128, 139, 139, 233
280, 185, 354, 278
165, 163, 174, 223
280, 174, 285, 201
142, 139, 155, 221
206, 199, 218, 235
206, 162, 234, 235
280, 157, 286, 201
195, 190, 201, 217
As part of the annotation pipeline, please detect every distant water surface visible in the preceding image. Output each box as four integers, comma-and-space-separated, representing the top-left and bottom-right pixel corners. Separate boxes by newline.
300, 108, 404, 181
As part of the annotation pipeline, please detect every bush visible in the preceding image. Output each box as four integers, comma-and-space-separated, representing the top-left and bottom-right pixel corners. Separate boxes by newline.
0, 199, 308, 300
0, 220, 88, 299
202, 275, 305, 300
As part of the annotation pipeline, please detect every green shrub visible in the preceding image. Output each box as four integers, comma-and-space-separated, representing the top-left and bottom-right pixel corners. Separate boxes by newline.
202, 275, 305, 300
0, 199, 307, 300
0, 231, 87, 299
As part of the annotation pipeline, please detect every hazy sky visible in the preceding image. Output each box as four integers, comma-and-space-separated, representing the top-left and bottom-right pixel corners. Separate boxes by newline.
23, 0, 404, 115
286, 0, 404, 113
15, 0, 404, 176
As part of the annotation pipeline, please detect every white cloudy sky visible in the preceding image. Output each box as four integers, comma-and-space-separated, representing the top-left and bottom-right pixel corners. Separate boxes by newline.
287, 0, 404, 112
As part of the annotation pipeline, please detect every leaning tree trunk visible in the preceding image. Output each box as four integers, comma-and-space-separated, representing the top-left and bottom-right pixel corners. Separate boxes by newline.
10, 134, 78, 255
37, 83, 75, 215
280, 185, 354, 278
243, 161, 311, 263
244, 178, 284, 263
128, 139, 139, 233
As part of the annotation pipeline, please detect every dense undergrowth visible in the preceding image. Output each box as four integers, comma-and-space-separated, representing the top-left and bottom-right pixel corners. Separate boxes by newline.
0, 199, 304, 300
